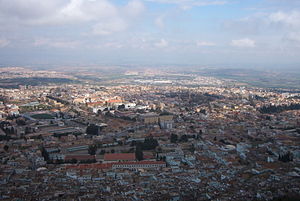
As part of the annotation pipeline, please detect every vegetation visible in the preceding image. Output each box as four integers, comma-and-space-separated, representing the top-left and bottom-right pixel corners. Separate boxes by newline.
142, 136, 159, 150
31, 113, 54, 119
135, 144, 143, 161
271, 195, 300, 201
278, 152, 293, 162
99, 149, 106, 155
0, 77, 78, 89
20, 104, 51, 112
16, 118, 26, 125
0, 121, 16, 137
86, 124, 99, 135
3, 145, 9, 152
180, 134, 188, 142
88, 145, 97, 155
170, 134, 178, 143
258, 103, 300, 114
170, 134, 192, 143
46, 96, 70, 105
40, 146, 50, 161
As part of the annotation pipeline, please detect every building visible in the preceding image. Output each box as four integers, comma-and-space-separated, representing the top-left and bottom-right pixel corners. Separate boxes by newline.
65, 161, 166, 170
104, 153, 136, 163
65, 155, 96, 163
140, 113, 159, 124
112, 161, 166, 170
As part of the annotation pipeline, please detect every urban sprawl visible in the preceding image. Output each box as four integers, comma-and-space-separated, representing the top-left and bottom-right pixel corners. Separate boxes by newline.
0, 67, 300, 201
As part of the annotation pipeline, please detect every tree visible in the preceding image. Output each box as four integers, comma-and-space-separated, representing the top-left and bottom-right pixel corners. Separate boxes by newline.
278, 152, 293, 162
118, 104, 125, 110
130, 140, 136, 147
111, 149, 115, 153
189, 145, 195, 153
10, 127, 15, 134
99, 149, 106, 155
3, 145, 9, 152
180, 134, 188, 142
25, 127, 31, 134
142, 137, 159, 150
105, 111, 113, 117
200, 109, 206, 115
41, 146, 49, 161
86, 124, 99, 135
170, 134, 178, 143
16, 118, 26, 126
88, 145, 97, 155
135, 144, 143, 161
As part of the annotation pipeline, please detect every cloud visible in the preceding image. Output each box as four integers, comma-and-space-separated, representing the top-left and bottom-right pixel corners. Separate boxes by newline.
154, 39, 168, 48
155, 16, 165, 29
146, 0, 227, 10
0, 38, 10, 48
34, 38, 80, 48
0, 0, 117, 24
103, 42, 124, 49
124, 0, 145, 17
231, 38, 255, 48
269, 11, 300, 28
0, 0, 145, 35
197, 41, 216, 47
225, 10, 300, 35
224, 10, 300, 50
92, 18, 128, 35
285, 32, 300, 43
223, 15, 266, 35
0, 0, 63, 21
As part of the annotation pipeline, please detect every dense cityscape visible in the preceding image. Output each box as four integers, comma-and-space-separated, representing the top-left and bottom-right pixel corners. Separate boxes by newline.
0, 67, 299, 200
1, 0, 300, 200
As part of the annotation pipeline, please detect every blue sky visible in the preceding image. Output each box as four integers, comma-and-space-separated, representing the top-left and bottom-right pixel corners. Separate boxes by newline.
0, 0, 300, 68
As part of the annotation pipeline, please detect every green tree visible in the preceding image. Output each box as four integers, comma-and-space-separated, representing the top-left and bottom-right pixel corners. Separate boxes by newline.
135, 144, 143, 161
180, 134, 188, 142
88, 145, 97, 155
99, 149, 106, 155
278, 151, 293, 162
3, 145, 9, 152
189, 145, 195, 153
40, 146, 49, 161
86, 124, 99, 135
142, 137, 159, 150
25, 127, 31, 134
170, 134, 178, 143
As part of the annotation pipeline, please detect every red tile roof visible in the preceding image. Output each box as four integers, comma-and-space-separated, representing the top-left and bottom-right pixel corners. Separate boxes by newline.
107, 99, 123, 103
113, 161, 165, 165
65, 155, 95, 161
66, 163, 112, 169
65, 161, 165, 170
104, 153, 136, 161
143, 152, 155, 160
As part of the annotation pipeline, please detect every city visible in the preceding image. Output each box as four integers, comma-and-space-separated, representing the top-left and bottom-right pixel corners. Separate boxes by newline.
0, 67, 299, 200
1, 0, 300, 200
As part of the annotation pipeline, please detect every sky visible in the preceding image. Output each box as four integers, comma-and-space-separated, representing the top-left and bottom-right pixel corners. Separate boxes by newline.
0, 0, 300, 68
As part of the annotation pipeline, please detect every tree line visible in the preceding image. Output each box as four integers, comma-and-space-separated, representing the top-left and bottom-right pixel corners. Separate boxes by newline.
258, 103, 300, 114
